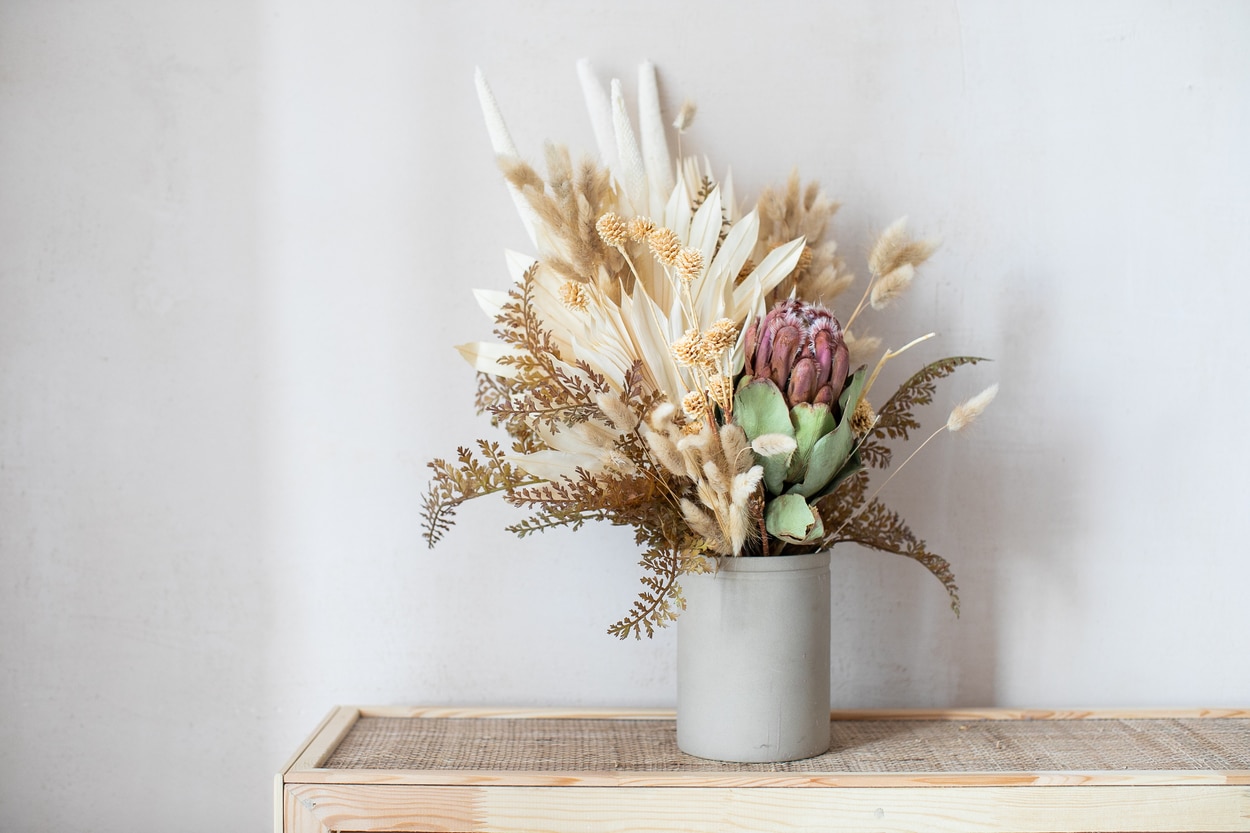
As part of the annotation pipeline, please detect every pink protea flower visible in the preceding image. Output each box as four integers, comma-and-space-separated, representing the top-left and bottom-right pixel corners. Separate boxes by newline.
742, 300, 851, 409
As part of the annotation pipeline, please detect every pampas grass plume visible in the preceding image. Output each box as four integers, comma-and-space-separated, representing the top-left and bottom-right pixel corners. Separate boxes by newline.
947, 384, 999, 432
750, 433, 797, 459
869, 263, 915, 310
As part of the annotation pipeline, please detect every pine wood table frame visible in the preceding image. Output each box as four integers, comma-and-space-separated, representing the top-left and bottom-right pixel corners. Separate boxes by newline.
276, 706, 1250, 833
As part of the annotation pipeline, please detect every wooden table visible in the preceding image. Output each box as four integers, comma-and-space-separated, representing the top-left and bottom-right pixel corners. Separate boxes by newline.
277, 706, 1250, 832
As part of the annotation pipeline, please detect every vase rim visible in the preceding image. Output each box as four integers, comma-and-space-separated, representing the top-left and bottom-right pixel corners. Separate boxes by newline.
709, 550, 830, 573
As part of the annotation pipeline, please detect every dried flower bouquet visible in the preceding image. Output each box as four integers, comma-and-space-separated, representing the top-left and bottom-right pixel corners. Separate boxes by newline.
423, 62, 995, 638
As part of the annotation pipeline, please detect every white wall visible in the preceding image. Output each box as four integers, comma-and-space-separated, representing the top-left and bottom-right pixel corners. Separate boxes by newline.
2, 1, 1247, 829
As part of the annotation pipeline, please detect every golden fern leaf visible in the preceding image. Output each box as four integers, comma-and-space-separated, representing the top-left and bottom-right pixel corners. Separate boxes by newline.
421, 441, 543, 548
607, 544, 703, 639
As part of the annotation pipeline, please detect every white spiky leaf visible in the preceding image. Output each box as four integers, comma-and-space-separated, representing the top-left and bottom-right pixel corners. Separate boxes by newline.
622, 284, 685, 403
610, 79, 647, 216
576, 59, 616, 169
637, 61, 674, 215
504, 250, 538, 283
702, 208, 760, 322
687, 186, 722, 276
473, 288, 510, 321
474, 68, 537, 246
721, 167, 737, 222
730, 236, 806, 320
455, 341, 522, 378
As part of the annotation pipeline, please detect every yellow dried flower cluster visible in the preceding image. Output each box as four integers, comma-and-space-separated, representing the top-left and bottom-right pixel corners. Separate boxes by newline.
670, 328, 703, 368
628, 216, 656, 241
559, 280, 589, 311
701, 318, 739, 357
669, 319, 738, 374
595, 210, 707, 292
595, 212, 630, 248
850, 398, 876, 436
679, 374, 733, 433
647, 226, 682, 265
674, 248, 704, 282
681, 390, 706, 419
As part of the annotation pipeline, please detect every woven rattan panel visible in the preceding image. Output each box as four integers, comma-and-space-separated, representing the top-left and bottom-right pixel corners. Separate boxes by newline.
322, 717, 1250, 773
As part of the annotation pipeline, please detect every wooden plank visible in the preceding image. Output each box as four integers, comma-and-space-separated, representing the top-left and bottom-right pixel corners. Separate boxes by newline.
282, 785, 330, 833
282, 766, 1250, 788
277, 706, 344, 833
279, 708, 1250, 832
359, 705, 676, 720
278, 706, 342, 776
352, 705, 1250, 722
827, 707, 1250, 721
284, 783, 1250, 833
287, 705, 360, 773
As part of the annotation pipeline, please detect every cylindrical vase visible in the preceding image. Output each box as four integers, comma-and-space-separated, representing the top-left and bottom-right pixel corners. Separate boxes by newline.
676, 551, 831, 762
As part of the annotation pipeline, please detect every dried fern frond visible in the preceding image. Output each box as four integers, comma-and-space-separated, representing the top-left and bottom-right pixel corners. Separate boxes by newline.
491, 264, 610, 431
421, 441, 543, 548
507, 508, 607, 538
473, 372, 541, 454
608, 542, 711, 639
835, 498, 959, 615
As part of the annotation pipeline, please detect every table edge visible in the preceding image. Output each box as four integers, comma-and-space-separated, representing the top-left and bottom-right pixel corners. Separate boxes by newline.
283, 767, 1250, 788
280, 705, 1250, 787
353, 705, 1250, 721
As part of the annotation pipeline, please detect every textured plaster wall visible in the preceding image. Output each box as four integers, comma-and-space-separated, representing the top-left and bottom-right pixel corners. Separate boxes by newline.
2, 1, 1247, 830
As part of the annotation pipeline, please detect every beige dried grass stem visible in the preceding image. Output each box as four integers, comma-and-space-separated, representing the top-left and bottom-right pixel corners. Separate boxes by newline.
862, 332, 936, 400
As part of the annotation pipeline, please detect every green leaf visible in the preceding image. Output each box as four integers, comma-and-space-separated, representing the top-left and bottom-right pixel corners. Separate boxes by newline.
837, 366, 868, 423
764, 493, 824, 544
787, 420, 855, 498
734, 379, 796, 495
824, 449, 864, 497
787, 402, 837, 482
734, 378, 793, 440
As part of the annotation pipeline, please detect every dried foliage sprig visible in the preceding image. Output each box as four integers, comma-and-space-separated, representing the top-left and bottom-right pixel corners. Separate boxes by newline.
490, 264, 611, 432
422, 441, 543, 548
423, 64, 996, 637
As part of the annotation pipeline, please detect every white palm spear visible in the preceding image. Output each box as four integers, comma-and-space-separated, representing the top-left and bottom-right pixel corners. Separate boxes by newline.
460, 64, 806, 479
